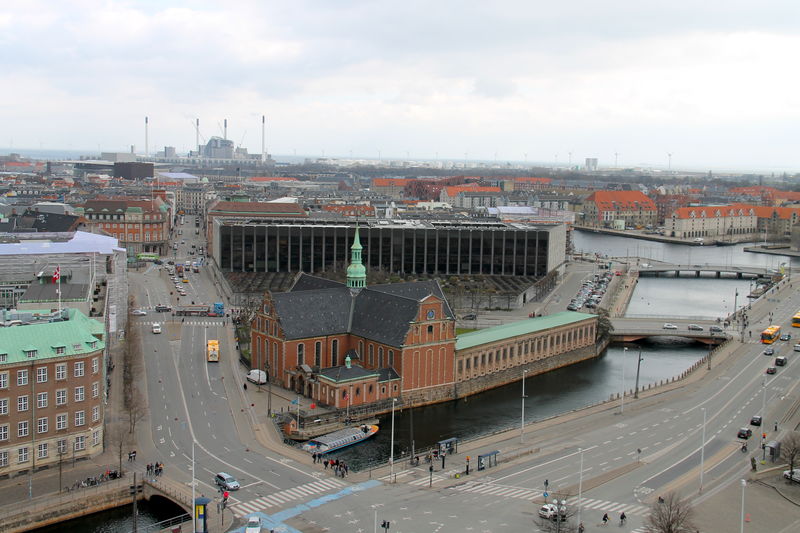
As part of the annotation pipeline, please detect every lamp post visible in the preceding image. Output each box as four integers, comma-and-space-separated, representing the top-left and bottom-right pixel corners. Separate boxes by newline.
521, 369, 529, 443
634, 349, 644, 398
740, 479, 746, 533
577, 447, 584, 526
389, 398, 397, 481
620, 347, 628, 414
699, 408, 706, 492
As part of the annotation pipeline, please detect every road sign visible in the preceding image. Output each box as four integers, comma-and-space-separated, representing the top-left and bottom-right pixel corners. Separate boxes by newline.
543, 491, 548, 498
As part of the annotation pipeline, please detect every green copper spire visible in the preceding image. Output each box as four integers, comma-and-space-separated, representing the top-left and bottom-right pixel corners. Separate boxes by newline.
346, 225, 366, 290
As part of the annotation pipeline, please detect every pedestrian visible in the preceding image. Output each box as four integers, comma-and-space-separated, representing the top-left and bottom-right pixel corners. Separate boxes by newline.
243, 382, 248, 391
128, 451, 132, 462
132, 450, 136, 461
312, 452, 317, 464
775, 421, 778, 431
323, 459, 329, 469
343, 462, 348, 476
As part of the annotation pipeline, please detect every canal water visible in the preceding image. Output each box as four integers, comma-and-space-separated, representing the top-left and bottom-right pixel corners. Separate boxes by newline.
30, 499, 184, 533
336, 231, 798, 469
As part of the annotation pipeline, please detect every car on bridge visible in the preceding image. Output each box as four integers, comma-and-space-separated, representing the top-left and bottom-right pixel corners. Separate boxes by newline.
709, 325, 724, 333
688, 324, 704, 331
737, 428, 752, 439
663, 323, 678, 330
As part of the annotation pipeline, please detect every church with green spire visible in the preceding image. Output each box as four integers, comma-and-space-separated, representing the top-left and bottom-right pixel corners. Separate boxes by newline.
346, 226, 366, 290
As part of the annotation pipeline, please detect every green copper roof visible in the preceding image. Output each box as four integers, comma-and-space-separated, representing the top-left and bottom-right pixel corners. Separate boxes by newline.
0, 308, 105, 364
346, 226, 366, 287
456, 311, 596, 351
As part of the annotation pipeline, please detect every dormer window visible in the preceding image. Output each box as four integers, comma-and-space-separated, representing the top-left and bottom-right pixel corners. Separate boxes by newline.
54, 346, 66, 355
88, 341, 97, 349
0, 353, 6, 362
25, 349, 37, 359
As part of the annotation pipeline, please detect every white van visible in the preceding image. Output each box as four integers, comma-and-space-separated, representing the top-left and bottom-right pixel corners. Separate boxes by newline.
247, 369, 267, 384
152, 323, 162, 334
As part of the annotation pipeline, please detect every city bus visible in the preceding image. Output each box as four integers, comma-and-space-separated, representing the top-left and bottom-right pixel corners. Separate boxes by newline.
761, 325, 781, 344
792, 311, 800, 328
207, 340, 220, 362
208, 302, 225, 317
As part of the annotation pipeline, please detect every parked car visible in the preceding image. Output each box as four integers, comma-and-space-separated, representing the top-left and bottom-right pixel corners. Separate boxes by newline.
750, 415, 762, 426
663, 323, 678, 330
247, 369, 267, 384
538, 503, 566, 520
737, 427, 752, 439
783, 469, 800, 482
214, 472, 240, 490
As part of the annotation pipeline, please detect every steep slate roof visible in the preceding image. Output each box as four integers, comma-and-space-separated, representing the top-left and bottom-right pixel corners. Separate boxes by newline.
318, 365, 379, 384
456, 311, 595, 351
272, 286, 351, 340
273, 274, 451, 347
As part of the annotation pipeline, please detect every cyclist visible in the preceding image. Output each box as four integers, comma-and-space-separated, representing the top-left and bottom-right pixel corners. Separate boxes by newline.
602, 512, 609, 524
620, 512, 627, 525
578, 522, 585, 533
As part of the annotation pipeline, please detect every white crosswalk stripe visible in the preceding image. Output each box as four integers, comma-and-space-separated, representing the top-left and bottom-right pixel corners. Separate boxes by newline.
408, 474, 446, 486
230, 478, 346, 517
449, 482, 649, 517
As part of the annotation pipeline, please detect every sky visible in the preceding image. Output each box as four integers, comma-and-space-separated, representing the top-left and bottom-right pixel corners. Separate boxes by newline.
1, 1, 799, 171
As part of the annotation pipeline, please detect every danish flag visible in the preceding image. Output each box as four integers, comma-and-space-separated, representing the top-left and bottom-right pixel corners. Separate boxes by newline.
52, 266, 60, 283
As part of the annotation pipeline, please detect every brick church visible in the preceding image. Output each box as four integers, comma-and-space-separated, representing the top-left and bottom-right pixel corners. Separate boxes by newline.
251, 227, 457, 412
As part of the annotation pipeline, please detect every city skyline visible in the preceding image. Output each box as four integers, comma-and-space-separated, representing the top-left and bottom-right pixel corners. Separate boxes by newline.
2, 1, 800, 171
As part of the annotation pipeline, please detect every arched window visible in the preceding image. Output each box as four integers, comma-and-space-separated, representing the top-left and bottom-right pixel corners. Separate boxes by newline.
297, 343, 304, 366
332, 339, 339, 366
378, 347, 384, 367
369, 345, 374, 366
315, 341, 321, 367
388, 350, 394, 367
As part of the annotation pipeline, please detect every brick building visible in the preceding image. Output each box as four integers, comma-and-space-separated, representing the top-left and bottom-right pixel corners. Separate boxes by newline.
666, 206, 758, 239
77, 197, 171, 256
581, 190, 657, 228
0, 308, 106, 477
251, 228, 457, 410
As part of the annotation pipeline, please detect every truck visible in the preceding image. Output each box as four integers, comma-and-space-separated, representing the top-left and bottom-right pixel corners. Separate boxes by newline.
207, 340, 219, 362
176, 264, 184, 275
208, 302, 224, 317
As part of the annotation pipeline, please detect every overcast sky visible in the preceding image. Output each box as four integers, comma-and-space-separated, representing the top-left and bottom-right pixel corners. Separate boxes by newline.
2, 1, 799, 171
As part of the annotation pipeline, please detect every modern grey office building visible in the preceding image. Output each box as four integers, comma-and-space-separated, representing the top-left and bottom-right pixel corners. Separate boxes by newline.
211, 218, 566, 277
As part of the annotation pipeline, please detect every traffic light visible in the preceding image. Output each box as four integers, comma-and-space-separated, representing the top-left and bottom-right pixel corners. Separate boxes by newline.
381, 520, 391, 531
223, 490, 229, 501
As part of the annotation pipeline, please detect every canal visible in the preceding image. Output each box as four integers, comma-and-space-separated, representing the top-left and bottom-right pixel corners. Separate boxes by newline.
30, 499, 184, 533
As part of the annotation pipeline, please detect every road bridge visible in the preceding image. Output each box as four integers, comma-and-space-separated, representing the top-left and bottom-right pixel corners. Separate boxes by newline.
610, 318, 729, 344
0, 476, 195, 533
637, 263, 775, 279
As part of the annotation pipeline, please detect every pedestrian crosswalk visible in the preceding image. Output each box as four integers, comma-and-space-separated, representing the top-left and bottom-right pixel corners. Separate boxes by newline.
451, 481, 649, 516
139, 320, 223, 327
230, 478, 346, 517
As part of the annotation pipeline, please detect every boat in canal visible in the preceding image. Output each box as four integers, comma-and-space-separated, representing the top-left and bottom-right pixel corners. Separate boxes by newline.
301, 424, 379, 454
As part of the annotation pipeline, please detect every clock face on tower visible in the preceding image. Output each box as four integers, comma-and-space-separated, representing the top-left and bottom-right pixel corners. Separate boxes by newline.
427, 309, 435, 320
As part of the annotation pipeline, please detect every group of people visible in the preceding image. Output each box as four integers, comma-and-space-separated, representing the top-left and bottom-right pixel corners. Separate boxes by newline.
315, 455, 349, 477
147, 462, 164, 477
600, 511, 626, 525
127, 450, 137, 461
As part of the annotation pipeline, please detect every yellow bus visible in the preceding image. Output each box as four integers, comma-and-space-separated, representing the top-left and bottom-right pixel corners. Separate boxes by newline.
207, 340, 220, 362
792, 312, 800, 328
761, 325, 781, 344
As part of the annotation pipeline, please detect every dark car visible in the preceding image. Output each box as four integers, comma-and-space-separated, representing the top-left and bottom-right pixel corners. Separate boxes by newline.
750, 415, 762, 426
709, 325, 724, 333
462, 314, 477, 320
766, 366, 777, 375
737, 428, 753, 439
155, 304, 172, 312
780, 333, 791, 341
775, 356, 787, 366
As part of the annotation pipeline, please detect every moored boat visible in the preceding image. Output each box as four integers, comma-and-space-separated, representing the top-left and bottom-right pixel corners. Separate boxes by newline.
301, 424, 379, 454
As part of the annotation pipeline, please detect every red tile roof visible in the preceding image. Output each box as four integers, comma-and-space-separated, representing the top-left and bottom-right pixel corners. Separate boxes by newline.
585, 191, 656, 211
730, 204, 800, 220
443, 185, 502, 196
372, 178, 415, 187
671, 206, 755, 219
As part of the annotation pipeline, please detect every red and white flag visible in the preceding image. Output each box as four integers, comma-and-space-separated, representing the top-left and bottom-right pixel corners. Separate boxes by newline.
52, 266, 60, 283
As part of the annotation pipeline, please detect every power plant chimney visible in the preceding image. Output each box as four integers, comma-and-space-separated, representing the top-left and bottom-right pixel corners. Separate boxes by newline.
195, 118, 200, 154
261, 115, 266, 162
224, 119, 227, 141
144, 116, 149, 157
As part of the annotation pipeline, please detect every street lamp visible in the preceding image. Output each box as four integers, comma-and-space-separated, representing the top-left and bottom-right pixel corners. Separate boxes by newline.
577, 447, 584, 525
699, 408, 706, 492
389, 398, 398, 481
521, 369, 529, 443
620, 347, 628, 414
740, 479, 746, 533
634, 349, 644, 398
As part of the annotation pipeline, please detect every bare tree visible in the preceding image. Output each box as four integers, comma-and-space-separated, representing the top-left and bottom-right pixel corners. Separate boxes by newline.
536, 490, 582, 533
108, 419, 132, 473
126, 386, 147, 435
643, 491, 696, 533
781, 431, 800, 483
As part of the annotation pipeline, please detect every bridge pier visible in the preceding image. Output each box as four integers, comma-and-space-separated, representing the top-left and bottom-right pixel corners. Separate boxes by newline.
716, 271, 721, 278
695, 271, 700, 277
675, 270, 680, 277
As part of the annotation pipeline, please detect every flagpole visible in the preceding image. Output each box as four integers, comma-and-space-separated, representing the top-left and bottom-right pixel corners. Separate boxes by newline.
56, 265, 61, 313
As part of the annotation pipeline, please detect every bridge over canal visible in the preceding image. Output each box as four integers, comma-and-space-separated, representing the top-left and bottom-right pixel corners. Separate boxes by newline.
637, 263, 777, 279
610, 318, 730, 344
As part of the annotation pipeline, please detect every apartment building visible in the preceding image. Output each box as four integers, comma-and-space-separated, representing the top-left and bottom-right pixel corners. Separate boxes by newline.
581, 190, 657, 228
77, 197, 171, 256
0, 308, 105, 478
666, 206, 758, 239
